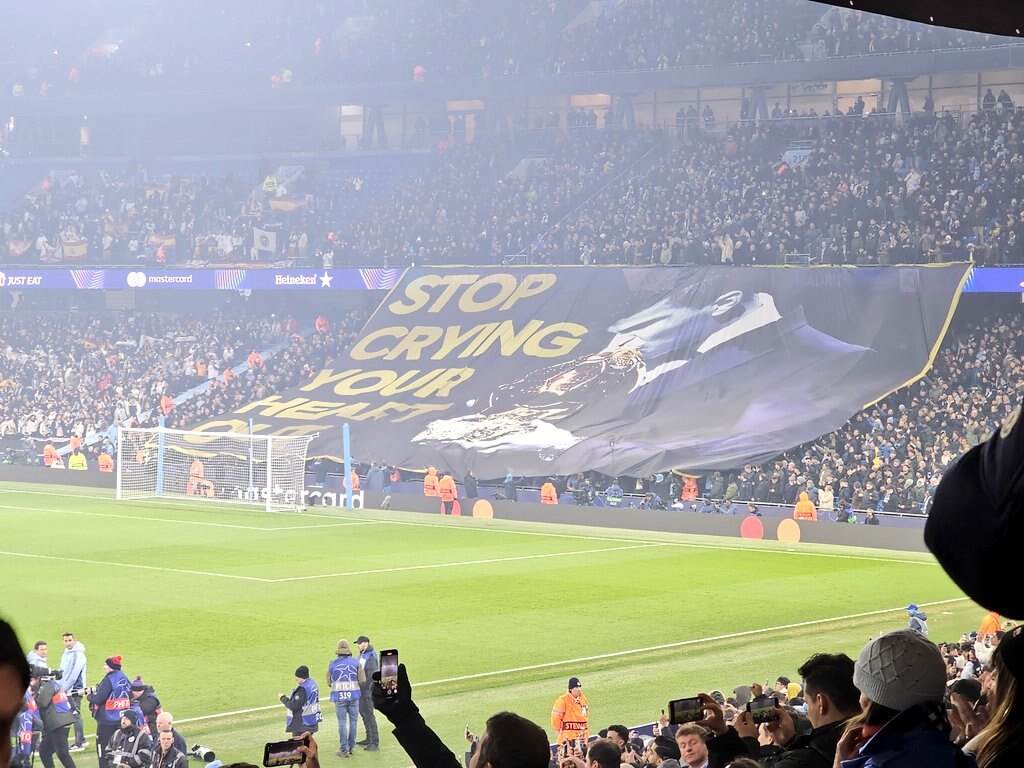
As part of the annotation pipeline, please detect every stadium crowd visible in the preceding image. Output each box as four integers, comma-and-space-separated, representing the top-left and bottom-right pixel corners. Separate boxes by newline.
529, 104, 1024, 266
8, 103, 1024, 269
3, 611, 1022, 768
0, 302, 367, 465
0, 166, 321, 265
6, 0, 1007, 95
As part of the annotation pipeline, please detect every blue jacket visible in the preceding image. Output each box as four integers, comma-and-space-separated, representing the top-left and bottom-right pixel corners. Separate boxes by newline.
283, 678, 321, 732
89, 670, 131, 724
328, 656, 362, 703
59, 641, 87, 692
841, 705, 975, 768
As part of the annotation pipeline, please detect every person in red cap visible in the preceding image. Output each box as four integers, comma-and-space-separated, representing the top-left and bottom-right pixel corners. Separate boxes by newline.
86, 656, 130, 767
551, 677, 589, 746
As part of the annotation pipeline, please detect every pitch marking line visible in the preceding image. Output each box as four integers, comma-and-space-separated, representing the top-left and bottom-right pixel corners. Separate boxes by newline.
177, 596, 971, 723
0, 486, 936, 566
0, 550, 269, 582
267, 542, 667, 582
0, 542, 665, 584
0, 502, 380, 532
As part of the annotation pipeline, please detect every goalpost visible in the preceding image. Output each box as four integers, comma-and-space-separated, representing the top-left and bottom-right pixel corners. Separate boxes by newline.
116, 426, 316, 512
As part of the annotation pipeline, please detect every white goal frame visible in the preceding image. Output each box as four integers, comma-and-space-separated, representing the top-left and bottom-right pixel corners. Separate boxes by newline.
115, 426, 316, 512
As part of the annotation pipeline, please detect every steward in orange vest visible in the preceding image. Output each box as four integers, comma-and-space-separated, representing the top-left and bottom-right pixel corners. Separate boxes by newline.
423, 467, 439, 496
540, 480, 558, 504
438, 472, 457, 515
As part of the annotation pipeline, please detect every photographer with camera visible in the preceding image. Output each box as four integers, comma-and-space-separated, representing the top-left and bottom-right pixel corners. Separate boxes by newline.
87, 656, 131, 767
58, 633, 87, 752
29, 667, 77, 768
107, 711, 152, 768
370, 662, 550, 768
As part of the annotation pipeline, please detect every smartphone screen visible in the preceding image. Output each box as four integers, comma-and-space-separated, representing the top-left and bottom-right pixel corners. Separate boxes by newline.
747, 696, 781, 724
262, 737, 308, 767
379, 649, 399, 696
668, 696, 704, 725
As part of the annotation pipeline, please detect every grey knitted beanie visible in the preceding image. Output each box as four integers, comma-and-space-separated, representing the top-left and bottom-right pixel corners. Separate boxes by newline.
854, 629, 947, 711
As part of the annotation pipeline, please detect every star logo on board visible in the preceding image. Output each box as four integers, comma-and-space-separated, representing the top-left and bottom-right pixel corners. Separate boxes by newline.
319, 271, 333, 288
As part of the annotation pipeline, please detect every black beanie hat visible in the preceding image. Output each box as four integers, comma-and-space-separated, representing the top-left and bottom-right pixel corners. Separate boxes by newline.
295, 665, 309, 679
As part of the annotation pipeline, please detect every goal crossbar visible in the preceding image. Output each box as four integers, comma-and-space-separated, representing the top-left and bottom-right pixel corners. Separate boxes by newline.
116, 426, 316, 512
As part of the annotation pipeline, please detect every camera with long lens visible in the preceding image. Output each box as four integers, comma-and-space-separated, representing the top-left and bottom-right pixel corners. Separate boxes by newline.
191, 745, 217, 762
70, 686, 95, 697
30, 665, 62, 680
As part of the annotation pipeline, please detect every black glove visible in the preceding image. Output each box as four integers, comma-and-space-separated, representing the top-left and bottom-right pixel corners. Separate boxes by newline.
371, 663, 419, 725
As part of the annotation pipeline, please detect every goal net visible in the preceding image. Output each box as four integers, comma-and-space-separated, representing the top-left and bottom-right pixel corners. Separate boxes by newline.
116, 427, 316, 512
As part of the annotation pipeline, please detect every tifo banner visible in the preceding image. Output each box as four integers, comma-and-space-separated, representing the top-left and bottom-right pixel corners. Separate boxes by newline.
194, 265, 971, 477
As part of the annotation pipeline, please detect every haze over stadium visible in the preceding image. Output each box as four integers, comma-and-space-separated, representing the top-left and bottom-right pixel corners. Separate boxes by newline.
1, 1, 1023, 768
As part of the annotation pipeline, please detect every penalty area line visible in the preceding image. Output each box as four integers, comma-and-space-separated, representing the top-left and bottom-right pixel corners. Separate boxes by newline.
267, 542, 668, 582
0, 550, 270, 582
177, 596, 970, 724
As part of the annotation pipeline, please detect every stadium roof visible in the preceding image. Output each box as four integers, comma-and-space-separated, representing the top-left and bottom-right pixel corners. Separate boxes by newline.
810, 0, 1024, 37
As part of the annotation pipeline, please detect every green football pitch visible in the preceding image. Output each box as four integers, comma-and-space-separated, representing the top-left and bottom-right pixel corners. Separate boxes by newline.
1, 483, 979, 767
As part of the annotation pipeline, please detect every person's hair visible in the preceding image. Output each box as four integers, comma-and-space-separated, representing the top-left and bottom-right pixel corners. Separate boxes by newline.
729, 757, 770, 768
798, 653, 861, 715
0, 618, 30, 691
584, 739, 621, 768
673, 724, 708, 741
726, 760, 765, 768
62, 632, 75, 640
33, 640, 46, 650
974, 643, 1024, 767
606, 724, 628, 744
475, 712, 550, 768
776, 676, 791, 686
844, 698, 899, 737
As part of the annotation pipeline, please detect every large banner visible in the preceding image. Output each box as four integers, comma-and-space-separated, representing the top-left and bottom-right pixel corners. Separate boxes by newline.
195, 265, 970, 477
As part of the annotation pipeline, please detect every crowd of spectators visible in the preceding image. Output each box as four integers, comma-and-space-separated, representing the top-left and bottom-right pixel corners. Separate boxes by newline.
554, 0, 1000, 75
530, 105, 1024, 266
0, 164, 342, 266
329, 127, 658, 266
315, 614, 1024, 768
4, 0, 1012, 96
10, 101, 1024, 269
0, 299, 367, 466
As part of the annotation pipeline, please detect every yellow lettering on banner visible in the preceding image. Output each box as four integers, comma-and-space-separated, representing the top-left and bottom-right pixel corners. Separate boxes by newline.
502, 273, 556, 309
388, 273, 557, 314
385, 326, 443, 360
388, 274, 478, 314
299, 368, 349, 392
472, 319, 544, 356
431, 323, 499, 359
523, 322, 587, 357
296, 368, 475, 398
190, 419, 268, 434
277, 401, 370, 420
349, 328, 405, 360
411, 367, 473, 397
234, 396, 309, 417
